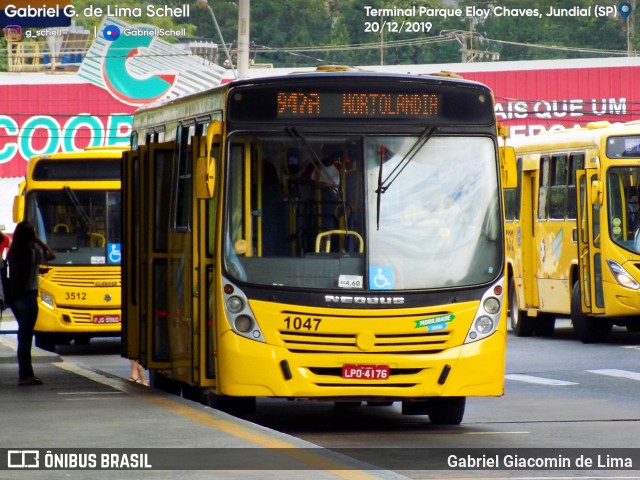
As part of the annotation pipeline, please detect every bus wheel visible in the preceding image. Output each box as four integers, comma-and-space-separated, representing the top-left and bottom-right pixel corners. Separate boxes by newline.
34, 333, 57, 352
509, 279, 534, 336
571, 283, 612, 343
533, 314, 556, 336
427, 397, 466, 425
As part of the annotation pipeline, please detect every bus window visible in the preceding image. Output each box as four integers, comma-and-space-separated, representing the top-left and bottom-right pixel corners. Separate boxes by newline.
567, 153, 584, 219
224, 134, 367, 288
27, 189, 121, 265
549, 154, 567, 219
223, 133, 501, 290
538, 155, 550, 220
504, 157, 522, 221
607, 166, 640, 253
174, 124, 195, 231
154, 148, 174, 252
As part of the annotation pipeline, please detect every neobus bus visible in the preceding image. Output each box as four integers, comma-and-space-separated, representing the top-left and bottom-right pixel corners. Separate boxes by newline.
505, 121, 640, 343
123, 69, 516, 424
13, 147, 125, 351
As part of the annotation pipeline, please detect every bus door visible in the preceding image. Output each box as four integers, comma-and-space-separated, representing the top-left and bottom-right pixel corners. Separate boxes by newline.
193, 132, 218, 388
143, 142, 175, 371
166, 123, 200, 385
576, 167, 605, 315
518, 156, 540, 311
122, 146, 143, 361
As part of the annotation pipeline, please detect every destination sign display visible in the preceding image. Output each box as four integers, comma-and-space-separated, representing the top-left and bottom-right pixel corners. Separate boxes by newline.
276, 91, 441, 119
228, 77, 494, 125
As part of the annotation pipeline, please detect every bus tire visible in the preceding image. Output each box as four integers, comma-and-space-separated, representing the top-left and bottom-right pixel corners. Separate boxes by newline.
34, 333, 57, 352
427, 397, 466, 425
509, 278, 534, 336
571, 282, 612, 343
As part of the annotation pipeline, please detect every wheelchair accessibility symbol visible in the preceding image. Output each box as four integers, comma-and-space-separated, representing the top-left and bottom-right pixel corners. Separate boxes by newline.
369, 266, 394, 290
108, 243, 121, 264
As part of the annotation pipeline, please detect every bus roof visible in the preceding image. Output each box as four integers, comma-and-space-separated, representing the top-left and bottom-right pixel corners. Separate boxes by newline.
29, 146, 129, 162
510, 121, 640, 151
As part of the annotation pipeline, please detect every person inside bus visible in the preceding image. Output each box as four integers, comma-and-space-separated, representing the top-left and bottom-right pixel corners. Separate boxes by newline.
8, 221, 55, 386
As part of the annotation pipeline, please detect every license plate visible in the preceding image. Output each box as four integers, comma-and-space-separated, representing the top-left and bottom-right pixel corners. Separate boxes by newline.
93, 315, 121, 324
341, 364, 389, 380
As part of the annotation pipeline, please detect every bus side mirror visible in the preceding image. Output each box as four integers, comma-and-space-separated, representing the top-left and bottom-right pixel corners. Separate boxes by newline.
195, 121, 222, 199
499, 146, 517, 189
591, 179, 604, 206
12, 194, 24, 223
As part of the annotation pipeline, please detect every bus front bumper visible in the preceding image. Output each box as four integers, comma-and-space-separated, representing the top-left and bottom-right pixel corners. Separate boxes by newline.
35, 303, 121, 334
217, 329, 506, 399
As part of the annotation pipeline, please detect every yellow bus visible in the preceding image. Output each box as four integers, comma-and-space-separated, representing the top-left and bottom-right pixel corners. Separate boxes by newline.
505, 121, 640, 343
123, 69, 515, 424
13, 147, 125, 351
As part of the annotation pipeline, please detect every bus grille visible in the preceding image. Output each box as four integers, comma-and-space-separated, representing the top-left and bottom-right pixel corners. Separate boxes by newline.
62, 312, 94, 324
278, 330, 449, 355
49, 270, 121, 287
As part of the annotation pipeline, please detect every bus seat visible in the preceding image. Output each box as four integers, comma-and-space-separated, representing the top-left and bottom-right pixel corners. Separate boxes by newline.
48, 232, 78, 251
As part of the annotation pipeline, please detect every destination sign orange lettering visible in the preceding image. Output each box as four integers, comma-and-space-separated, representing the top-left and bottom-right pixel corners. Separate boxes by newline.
276, 91, 441, 119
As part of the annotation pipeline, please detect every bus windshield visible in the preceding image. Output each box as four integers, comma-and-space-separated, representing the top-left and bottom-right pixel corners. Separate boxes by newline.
26, 189, 122, 265
607, 166, 640, 254
223, 133, 501, 290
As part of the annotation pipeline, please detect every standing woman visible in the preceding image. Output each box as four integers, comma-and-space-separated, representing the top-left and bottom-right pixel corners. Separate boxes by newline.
8, 221, 55, 385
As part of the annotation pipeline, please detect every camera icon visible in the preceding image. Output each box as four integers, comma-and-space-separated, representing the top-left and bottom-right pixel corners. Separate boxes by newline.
4, 25, 23, 42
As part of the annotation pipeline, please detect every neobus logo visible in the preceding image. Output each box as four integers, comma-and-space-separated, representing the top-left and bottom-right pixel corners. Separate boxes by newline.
324, 295, 405, 305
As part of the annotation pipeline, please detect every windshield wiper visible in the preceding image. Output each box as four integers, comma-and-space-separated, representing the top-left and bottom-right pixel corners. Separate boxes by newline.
63, 186, 91, 226
286, 127, 338, 186
375, 127, 438, 230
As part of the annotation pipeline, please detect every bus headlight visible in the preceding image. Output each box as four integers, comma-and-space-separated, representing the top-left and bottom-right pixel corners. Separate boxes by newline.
483, 297, 500, 315
234, 315, 253, 333
221, 277, 265, 343
475, 316, 494, 334
464, 278, 504, 344
40, 291, 55, 309
607, 259, 640, 290
226, 296, 244, 313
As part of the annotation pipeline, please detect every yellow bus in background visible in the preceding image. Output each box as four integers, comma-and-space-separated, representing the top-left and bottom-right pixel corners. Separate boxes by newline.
123, 70, 515, 424
13, 147, 125, 351
505, 121, 640, 343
